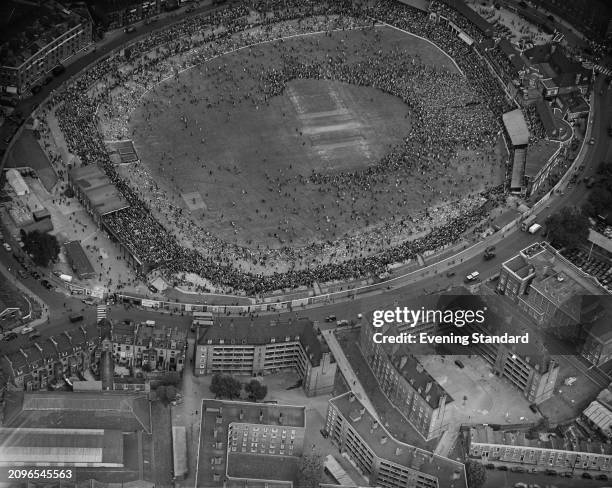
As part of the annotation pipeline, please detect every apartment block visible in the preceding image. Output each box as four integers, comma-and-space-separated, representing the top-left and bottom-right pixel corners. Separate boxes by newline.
359, 319, 451, 440
0, 0, 92, 94
325, 392, 467, 488
197, 399, 305, 486
194, 317, 336, 397
469, 425, 612, 475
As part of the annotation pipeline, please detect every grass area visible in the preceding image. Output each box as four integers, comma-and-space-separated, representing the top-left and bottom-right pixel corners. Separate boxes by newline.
6, 129, 56, 190
126, 24, 504, 259
336, 329, 438, 451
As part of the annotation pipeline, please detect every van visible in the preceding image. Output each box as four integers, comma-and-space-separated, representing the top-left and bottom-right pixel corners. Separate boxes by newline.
465, 271, 479, 282
144, 320, 156, 327
454, 360, 465, 369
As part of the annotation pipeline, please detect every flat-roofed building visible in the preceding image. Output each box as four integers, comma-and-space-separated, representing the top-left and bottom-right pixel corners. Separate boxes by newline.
197, 399, 305, 487
195, 317, 336, 397
498, 243, 607, 327
68, 166, 129, 226
468, 424, 612, 475
326, 392, 467, 488
64, 240, 96, 280
0, 427, 123, 468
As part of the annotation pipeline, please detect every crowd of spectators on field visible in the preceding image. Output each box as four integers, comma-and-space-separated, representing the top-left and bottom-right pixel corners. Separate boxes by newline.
45, 0, 510, 294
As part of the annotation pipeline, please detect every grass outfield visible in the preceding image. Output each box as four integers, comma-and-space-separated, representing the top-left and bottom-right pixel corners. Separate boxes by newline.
128, 26, 503, 252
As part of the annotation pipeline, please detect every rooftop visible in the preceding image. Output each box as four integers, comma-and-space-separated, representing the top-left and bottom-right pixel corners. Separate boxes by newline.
3, 391, 151, 433
470, 425, 612, 456
197, 399, 305, 486
199, 317, 331, 367
0, 427, 123, 466
0, 0, 86, 68
331, 393, 466, 488
70, 165, 129, 217
64, 240, 96, 279
503, 109, 530, 146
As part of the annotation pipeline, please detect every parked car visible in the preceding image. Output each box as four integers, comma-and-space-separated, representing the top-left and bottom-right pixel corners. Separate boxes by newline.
20, 326, 34, 335
446, 271, 456, 277
40, 279, 53, 290
3, 332, 18, 341
30, 270, 41, 279
2, 242, 11, 252
29, 332, 41, 341
324, 315, 336, 322
454, 360, 464, 369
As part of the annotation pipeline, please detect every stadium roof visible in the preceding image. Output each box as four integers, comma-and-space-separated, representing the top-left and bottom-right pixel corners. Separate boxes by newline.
331, 393, 467, 488
70, 165, 129, 217
3, 391, 151, 433
440, 0, 493, 37
0, 427, 123, 467
503, 109, 530, 147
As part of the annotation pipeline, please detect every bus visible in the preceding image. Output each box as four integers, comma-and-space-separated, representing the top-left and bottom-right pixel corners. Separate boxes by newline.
521, 214, 537, 232
192, 311, 214, 331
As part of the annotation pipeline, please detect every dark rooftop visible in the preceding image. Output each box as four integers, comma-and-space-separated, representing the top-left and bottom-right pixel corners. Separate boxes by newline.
199, 317, 331, 367
70, 165, 129, 217
0, 0, 86, 68
64, 240, 96, 279
2, 391, 151, 433
331, 392, 467, 488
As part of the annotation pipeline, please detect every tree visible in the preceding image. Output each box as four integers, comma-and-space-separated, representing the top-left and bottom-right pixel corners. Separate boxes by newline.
210, 373, 242, 399
466, 460, 486, 488
244, 379, 268, 401
166, 385, 177, 402
21, 230, 60, 267
545, 206, 589, 249
297, 452, 323, 488
157, 385, 167, 403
